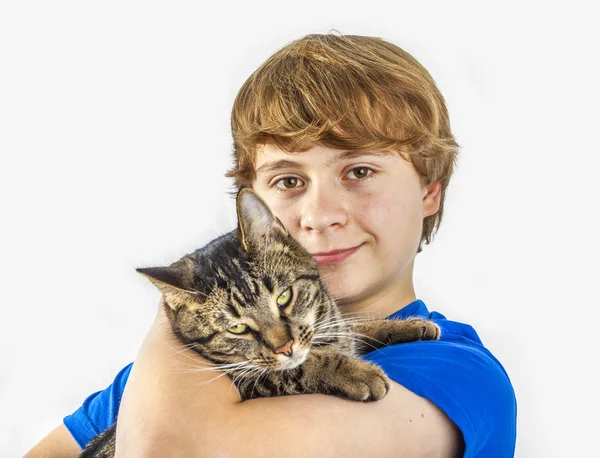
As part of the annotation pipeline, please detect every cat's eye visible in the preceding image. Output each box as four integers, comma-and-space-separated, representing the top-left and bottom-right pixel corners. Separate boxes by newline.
228, 324, 249, 334
277, 287, 293, 308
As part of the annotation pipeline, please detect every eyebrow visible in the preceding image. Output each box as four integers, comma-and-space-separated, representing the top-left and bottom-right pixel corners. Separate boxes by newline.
255, 151, 390, 175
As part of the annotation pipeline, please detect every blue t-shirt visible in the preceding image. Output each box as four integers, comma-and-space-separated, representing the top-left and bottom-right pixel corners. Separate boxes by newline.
64, 300, 517, 456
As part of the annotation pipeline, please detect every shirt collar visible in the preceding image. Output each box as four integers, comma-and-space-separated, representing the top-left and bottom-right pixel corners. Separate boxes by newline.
386, 299, 430, 320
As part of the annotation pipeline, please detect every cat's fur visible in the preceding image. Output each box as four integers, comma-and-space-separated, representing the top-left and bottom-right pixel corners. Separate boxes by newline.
79, 188, 440, 457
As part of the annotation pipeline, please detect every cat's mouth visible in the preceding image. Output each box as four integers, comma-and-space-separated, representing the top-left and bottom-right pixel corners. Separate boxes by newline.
278, 346, 310, 370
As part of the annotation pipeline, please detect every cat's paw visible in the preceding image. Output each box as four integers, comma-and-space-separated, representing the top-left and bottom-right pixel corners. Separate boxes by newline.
333, 362, 390, 402
407, 318, 441, 341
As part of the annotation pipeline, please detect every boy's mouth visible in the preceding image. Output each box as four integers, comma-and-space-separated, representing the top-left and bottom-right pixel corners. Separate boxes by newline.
311, 244, 362, 265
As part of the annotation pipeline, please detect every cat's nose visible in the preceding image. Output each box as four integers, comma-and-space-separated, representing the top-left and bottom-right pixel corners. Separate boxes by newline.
275, 339, 294, 357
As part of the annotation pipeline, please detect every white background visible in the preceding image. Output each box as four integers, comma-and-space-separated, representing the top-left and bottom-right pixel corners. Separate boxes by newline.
1, 1, 598, 457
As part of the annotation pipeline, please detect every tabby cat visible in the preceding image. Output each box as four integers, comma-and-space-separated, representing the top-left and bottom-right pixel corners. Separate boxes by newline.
79, 188, 440, 457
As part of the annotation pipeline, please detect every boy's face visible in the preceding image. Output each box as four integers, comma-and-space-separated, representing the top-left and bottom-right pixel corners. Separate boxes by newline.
252, 143, 441, 312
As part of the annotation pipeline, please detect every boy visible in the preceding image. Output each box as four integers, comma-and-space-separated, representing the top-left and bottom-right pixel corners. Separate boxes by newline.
26, 33, 516, 457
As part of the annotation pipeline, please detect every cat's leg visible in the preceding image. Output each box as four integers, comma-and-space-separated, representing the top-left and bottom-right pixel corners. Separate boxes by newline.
350, 318, 440, 354
238, 349, 391, 402
297, 348, 391, 401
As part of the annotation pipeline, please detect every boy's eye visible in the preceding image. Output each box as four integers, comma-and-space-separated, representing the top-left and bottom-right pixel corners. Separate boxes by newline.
228, 324, 249, 334
272, 168, 372, 191
347, 167, 372, 179
276, 177, 304, 189
276, 287, 293, 308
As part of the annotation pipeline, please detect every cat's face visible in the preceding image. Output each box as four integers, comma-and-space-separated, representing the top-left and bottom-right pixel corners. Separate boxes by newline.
138, 189, 336, 372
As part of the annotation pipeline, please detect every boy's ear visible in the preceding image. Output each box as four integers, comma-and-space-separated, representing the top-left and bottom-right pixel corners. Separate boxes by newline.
423, 181, 442, 217
236, 188, 287, 251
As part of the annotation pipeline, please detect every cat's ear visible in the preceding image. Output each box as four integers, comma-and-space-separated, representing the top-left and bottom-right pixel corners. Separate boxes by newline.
137, 261, 199, 311
236, 188, 287, 251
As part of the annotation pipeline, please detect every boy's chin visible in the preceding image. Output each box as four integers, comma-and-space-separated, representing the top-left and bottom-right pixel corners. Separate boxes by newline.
320, 271, 373, 307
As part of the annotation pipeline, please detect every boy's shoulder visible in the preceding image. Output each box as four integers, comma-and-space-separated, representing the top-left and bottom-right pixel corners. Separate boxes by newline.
364, 299, 517, 457
63, 362, 133, 449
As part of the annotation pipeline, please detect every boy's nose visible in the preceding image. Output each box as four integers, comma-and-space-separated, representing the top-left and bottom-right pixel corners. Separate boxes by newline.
300, 186, 348, 232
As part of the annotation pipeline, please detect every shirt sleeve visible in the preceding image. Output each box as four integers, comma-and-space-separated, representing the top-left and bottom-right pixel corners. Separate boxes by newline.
63, 362, 133, 449
362, 321, 517, 458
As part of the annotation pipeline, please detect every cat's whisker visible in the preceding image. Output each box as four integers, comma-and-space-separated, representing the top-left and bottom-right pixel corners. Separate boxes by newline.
312, 315, 376, 329
313, 332, 385, 352
311, 322, 365, 335
229, 367, 253, 398
204, 361, 254, 373
163, 341, 202, 358
174, 358, 248, 369
250, 367, 269, 399
187, 364, 254, 375
231, 365, 264, 396
190, 370, 232, 388
311, 315, 375, 332
164, 346, 215, 365
338, 332, 387, 348
214, 360, 254, 368
320, 314, 376, 324
310, 338, 346, 352
241, 366, 264, 382
171, 360, 254, 373
339, 310, 381, 318
165, 341, 198, 351
169, 360, 224, 371
162, 345, 240, 368
316, 329, 382, 341
229, 376, 241, 398
171, 367, 230, 373
230, 369, 247, 385
316, 338, 380, 355
310, 339, 343, 348
229, 363, 259, 377
231, 367, 248, 384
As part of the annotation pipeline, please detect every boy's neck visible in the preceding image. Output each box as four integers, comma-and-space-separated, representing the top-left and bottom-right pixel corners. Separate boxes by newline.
339, 260, 417, 319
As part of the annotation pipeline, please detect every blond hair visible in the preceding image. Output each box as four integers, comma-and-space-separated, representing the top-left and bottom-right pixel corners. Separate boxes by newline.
227, 32, 459, 252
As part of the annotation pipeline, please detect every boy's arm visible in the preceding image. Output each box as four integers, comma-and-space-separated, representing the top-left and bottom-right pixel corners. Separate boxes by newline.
23, 424, 81, 458
115, 302, 464, 458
